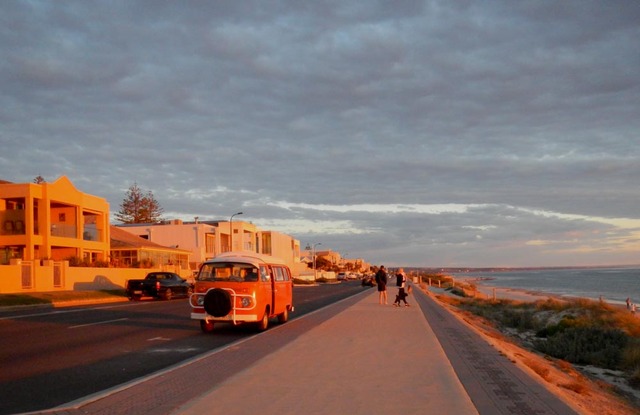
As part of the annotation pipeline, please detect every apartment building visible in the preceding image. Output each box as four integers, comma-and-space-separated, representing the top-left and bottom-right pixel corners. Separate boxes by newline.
0, 176, 110, 265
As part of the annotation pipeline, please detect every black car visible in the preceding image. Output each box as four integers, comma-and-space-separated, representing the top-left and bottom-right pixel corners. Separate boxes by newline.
126, 272, 193, 300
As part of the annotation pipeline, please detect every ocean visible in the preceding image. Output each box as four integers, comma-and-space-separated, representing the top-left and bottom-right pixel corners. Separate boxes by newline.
452, 266, 640, 306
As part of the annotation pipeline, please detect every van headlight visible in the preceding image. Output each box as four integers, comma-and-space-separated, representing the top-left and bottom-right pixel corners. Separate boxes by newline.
240, 297, 252, 308
191, 295, 204, 307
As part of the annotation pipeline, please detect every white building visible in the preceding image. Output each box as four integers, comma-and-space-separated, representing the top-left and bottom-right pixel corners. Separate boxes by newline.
116, 219, 302, 276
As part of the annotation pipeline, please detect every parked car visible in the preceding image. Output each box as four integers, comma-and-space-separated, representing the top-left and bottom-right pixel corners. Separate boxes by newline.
337, 272, 348, 281
361, 275, 376, 287
126, 272, 193, 301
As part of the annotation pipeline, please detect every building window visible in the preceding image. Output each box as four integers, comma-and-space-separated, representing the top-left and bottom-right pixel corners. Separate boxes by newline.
205, 234, 215, 254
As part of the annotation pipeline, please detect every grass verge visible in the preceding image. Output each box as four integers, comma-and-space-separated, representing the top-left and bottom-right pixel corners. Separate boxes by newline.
0, 290, 127, 307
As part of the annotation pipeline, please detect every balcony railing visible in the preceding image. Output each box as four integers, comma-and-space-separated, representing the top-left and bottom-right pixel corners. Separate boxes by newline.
83, 228, 101, 241
2, 219, 26, 235
51, 224, 77, 238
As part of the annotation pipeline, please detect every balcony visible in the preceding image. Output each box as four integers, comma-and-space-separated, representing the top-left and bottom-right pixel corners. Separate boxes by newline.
51, 223, 77, 238
2, 219, 25, 236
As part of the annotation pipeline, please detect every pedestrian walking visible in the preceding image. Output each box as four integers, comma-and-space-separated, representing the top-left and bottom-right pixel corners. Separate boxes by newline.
393, 268, 410, 307
627, 297, 631, 310
375, 265, 388, 305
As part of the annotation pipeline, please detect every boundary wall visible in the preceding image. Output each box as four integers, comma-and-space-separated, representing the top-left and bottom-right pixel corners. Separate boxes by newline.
0, 260, 192, 294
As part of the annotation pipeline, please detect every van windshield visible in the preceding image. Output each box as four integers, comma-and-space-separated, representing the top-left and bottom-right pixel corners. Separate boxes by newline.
197, 262, 264, 282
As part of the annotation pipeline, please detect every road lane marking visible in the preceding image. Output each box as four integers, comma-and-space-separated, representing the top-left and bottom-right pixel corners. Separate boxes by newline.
148, 348, 200, 353
0, 302, 149, 320
68, 318, 129, 329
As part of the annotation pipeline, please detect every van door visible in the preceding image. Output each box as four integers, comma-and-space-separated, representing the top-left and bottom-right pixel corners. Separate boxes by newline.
261, 265, 274, 315
271, 266, 291, 315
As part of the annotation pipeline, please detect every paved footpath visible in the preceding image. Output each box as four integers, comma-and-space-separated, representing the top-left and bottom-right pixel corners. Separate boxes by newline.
31, 285, 578, 415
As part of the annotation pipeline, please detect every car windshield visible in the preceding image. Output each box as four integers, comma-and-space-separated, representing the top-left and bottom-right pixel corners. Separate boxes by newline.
197, 262, 262, 282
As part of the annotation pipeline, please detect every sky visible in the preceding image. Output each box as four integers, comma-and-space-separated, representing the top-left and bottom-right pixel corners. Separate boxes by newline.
1, 1, 639, 268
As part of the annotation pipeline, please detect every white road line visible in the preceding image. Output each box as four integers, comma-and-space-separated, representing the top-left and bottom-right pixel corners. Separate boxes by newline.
0, 302, 147, 320
68, 318, 129, 329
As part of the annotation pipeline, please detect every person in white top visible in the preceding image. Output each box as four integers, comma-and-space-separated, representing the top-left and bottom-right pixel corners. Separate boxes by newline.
393, 268, 410, 307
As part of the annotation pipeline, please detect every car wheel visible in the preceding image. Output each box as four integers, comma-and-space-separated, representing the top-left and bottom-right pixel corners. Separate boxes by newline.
204, 288, 232, 317
256, 309, 269, 331
164, 289, 173, 301
277, 307, 289, 324
200, 320, 215, 333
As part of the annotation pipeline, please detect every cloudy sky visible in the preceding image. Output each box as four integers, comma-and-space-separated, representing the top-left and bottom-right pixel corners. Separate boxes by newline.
2, 1, 639, 268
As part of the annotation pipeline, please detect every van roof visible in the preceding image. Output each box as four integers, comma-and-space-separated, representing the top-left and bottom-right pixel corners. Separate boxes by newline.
205, 252, 288, 267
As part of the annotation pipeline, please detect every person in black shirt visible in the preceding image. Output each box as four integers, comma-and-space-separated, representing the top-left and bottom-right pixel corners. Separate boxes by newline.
374, 265, 388, 305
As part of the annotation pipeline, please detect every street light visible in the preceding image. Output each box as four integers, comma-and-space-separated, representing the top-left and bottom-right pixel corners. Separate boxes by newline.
229, 211, 243, 252
305, 242, 322, 281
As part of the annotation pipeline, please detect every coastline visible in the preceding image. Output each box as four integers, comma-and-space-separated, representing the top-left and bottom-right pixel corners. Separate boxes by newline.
456, 277, 564, 302
451, 266, 640, 307
459, 277, 631, 308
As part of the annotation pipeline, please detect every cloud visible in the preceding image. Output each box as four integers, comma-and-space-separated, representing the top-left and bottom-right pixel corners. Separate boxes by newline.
1, 0, 639, 267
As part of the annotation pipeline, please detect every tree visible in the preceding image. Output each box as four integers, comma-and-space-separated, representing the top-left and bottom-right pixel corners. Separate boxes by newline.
115, 183, 164, 224
34, 175, 45, 184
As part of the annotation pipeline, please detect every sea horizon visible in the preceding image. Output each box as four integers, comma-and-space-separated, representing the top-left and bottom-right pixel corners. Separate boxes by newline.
445, 265, 640, 306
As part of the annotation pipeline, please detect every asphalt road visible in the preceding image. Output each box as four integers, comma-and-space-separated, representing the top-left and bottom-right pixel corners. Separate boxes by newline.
0, 281, 366, 415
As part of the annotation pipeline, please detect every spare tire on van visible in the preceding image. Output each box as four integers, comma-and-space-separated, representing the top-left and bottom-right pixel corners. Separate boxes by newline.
204, 288, 232, 317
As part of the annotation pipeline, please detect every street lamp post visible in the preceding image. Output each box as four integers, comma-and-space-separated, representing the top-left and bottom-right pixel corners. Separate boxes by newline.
229, 211, 243, 252
305, 242, 322, 281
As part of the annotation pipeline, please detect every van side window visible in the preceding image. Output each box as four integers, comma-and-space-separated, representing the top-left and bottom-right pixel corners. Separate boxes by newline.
260, 265, 270, 281
274, 266, 285, 281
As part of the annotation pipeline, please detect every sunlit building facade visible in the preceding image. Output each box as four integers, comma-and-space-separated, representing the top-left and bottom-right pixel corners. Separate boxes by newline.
0, 176, 110, 265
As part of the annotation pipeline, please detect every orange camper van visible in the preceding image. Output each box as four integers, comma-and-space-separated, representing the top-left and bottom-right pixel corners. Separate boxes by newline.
190, 252, 294, 333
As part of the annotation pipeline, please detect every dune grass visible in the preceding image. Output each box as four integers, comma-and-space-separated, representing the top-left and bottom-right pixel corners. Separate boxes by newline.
438, 292, 640, 390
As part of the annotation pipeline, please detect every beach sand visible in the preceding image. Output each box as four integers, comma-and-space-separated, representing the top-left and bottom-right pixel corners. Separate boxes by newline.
441, 277, 560, 302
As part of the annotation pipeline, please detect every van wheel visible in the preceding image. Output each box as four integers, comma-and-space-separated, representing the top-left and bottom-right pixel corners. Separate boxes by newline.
200, 320, 215, 333
256, 310, 269, 331
277, 307, 289, 324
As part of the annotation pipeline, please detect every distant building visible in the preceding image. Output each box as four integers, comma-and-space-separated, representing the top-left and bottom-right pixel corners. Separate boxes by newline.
301, 249, 370, 274
115, 220, 302, 275
316, 250, 341, 267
